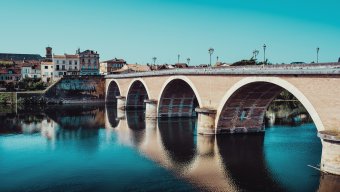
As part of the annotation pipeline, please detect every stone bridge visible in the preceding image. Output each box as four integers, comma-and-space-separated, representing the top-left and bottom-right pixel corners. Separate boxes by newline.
105, 63, 340, 175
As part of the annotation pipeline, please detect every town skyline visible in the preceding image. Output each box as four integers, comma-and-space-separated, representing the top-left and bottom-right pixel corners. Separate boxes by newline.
1, 0, 340, 64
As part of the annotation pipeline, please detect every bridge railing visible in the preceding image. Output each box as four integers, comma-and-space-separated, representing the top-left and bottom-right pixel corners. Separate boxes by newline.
105, 62, 340, 79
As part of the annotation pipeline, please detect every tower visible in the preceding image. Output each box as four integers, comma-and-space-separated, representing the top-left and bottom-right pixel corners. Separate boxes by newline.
46, 47, 52, 61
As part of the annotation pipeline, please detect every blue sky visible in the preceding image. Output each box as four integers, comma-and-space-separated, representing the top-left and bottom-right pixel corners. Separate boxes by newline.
0, 0, 339, 65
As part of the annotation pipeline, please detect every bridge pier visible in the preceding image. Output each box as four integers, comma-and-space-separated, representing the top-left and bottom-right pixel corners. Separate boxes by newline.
318, 131, 340, 175
116, 96, 126, 110
196, 108, 217, 135
144, 99, 158, 119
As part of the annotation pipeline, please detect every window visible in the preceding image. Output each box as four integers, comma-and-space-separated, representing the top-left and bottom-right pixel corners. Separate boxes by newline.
45, 66, 48, 69
75, 60, 77, 65
57, 60, 59, 64
62, 65, 65, 70
56, 65, 60, 70
62, 60, 65, 64
59, 72, 63, 75
69, 60, 72, 65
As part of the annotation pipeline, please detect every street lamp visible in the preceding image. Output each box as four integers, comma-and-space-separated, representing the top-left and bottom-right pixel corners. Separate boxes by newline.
208, 48, 214, 66
253, 50, 259, 60
216, 56, 219, 63
316, 47, 320, 63
177, 54, 180, 64
152, 57, 157, 65
187, 58, 190, 66
263, 44, 267, 66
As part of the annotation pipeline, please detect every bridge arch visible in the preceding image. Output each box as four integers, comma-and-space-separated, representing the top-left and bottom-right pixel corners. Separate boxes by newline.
158, 76, 202, 117
126, 79, 150, 109
106, 80, 121, 103
216, 77, 324, 133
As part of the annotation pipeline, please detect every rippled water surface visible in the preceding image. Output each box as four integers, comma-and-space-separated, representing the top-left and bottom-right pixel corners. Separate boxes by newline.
0, 104, 339, 192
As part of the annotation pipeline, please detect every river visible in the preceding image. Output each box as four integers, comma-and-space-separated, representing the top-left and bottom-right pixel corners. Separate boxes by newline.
0, 104, 339, 191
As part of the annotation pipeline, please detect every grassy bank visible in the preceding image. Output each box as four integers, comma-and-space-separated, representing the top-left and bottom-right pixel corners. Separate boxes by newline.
0, 92, 16, 104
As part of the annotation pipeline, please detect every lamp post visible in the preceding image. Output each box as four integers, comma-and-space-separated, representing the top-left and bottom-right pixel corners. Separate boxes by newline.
263, 44, 266, 66
216, 56, 219, 63
177, 54, 180, 64
208, 48, 214, 66
253, 50, 259, 60
187, 58, 190, 66
316, 47, 320, 63
152, 57, 157, 65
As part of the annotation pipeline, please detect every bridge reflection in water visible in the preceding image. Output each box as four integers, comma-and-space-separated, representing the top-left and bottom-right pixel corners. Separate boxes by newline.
104, 104, 339, 191
1, 104, 339, 191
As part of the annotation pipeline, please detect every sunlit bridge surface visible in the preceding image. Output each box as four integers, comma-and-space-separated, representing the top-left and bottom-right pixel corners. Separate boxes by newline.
0, 104, 339, 191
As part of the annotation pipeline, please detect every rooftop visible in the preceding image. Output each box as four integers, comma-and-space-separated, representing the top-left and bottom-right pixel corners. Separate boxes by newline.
53, 54, 79, 59
0, 53, 43, 61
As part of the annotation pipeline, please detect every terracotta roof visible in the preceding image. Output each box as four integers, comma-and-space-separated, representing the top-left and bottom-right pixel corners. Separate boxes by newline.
112, 64, 151, 73
41, 61, 53, 65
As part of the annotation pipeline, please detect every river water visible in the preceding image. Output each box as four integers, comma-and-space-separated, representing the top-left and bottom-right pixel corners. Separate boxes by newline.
0, 104, 339, 192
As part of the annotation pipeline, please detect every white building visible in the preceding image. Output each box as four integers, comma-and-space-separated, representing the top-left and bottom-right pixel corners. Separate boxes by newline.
21, 63, 41, 79
53, 54, 80, 78
41, 61, 54, 82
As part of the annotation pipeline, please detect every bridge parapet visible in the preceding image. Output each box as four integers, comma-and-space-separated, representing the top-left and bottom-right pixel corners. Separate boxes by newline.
106, 62, 340, 79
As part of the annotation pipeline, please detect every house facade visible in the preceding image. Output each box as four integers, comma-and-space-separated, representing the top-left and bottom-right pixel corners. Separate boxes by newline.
78, 50, 100, 75
0, 68, 21, 82
53, 54, 80, 78
21, 63, 41, 79
100, 58, 127, 74
41, 61, 54, 82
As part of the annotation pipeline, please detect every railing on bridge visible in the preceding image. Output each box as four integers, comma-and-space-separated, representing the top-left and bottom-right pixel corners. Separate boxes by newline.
106, 62, 340, 79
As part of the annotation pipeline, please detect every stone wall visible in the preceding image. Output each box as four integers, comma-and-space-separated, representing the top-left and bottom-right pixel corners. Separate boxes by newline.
44, 76, 105, 103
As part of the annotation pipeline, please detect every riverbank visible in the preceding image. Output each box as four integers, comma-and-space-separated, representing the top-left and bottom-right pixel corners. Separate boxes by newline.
0, 76, 105, 104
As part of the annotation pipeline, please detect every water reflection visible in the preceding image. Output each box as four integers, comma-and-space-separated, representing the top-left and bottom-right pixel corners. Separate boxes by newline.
118, 107, 340, 191
216, 134, 283, 191
158, 118, 197, 167
126, 110, 146, 146
0, 104, 339, 191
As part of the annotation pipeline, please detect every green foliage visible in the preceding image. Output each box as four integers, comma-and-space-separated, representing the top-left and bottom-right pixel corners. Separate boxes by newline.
18, 78, 47, 91
231, 59, 257, 66
0, 92, 15, 104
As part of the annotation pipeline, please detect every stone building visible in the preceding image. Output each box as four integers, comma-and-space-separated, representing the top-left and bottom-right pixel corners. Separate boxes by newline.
78, 49, 100, 75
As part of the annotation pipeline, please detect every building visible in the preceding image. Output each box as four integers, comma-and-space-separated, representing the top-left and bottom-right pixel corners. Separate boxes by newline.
78, 49, 100, 75
0, 68, 21, 82
41, 61, 54, 82
111, 64, 151, 74
45, 47, 53, 62
99, 62, 107, 75
100, 58, 127, 75
21, 62, 41, 79
0, 53, 43, 61
53, 54, 80, 78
